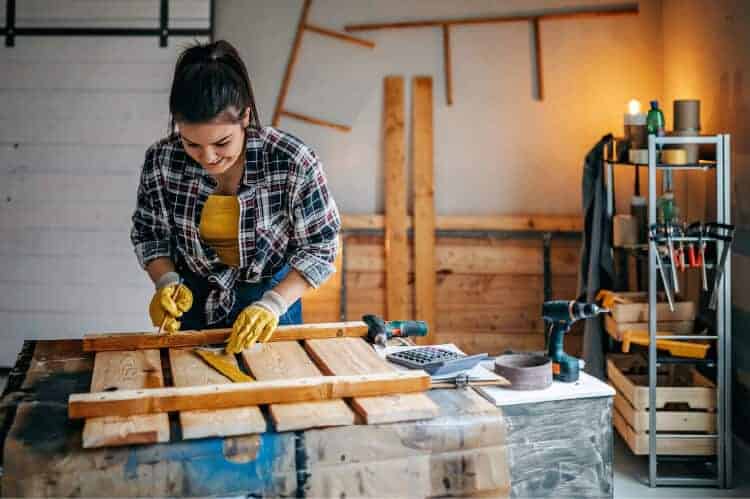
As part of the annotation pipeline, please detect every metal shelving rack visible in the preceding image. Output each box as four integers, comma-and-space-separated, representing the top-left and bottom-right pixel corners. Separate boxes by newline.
604, 134, 732, 488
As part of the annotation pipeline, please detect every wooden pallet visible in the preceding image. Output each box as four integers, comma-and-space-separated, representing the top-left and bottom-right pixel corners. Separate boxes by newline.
73, 323, 438, 448
608, 354, 717, 456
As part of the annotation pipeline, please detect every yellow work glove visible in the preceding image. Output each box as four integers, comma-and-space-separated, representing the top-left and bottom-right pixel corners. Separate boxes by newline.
149, 273, 193, 333
226, 290, 287, 353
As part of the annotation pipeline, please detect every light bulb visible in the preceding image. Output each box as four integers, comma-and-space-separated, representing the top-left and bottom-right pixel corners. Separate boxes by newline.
628, 99, 641, 115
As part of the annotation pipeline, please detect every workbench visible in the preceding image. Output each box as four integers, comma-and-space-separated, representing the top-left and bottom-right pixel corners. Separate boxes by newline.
0, 340, 614, 497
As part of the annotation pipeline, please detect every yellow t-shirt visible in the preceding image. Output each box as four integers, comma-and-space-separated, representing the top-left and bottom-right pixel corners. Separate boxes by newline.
199, 195, 240, 267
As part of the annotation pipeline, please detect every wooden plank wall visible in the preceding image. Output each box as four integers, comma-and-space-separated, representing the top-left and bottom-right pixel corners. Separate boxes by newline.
305, 234, 581, 356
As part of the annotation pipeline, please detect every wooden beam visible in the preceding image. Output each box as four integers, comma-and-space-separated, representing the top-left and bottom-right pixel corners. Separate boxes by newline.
344, 5, 639, 31
272, 0, 312, 126
442, 24, 452, 106
531, 17, 543, 101
341, 214, 583, 232
304, 23, 375, 48
412, 76, 436, 343
279, 110, 351, 132
68, 371, 431, 419
383, 76, 409, 321
83, 321, 368, 352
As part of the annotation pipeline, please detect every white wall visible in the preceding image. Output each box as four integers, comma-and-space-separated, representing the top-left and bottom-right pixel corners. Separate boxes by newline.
217, 0, 664, 216
0, 0, 210, 365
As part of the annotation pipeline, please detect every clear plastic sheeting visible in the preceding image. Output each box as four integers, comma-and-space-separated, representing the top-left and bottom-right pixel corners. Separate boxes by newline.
0, 340, 510, 498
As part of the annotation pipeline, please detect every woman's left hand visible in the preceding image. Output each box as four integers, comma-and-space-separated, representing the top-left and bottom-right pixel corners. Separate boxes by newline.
225, 290, 288, 353
226, 305, 278, 353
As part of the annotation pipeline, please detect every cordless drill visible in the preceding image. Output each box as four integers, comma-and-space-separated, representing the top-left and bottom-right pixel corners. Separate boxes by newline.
542, 300, 609, 382
362, 315, 429, 347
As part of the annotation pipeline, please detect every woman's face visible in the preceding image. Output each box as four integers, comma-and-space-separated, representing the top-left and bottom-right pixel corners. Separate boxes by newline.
177, 109, 250, 177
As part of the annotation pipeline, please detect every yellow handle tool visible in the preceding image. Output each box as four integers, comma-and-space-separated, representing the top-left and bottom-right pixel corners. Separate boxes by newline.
194, 349, 255, 382
620, 330, 710, 359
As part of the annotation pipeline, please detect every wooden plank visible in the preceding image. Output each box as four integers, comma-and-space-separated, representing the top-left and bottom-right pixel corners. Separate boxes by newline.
241, 342, 355, 431
383, 76, 409, 321
344, 5, 639, 31
441, 25, 453, 106
68, 370, 431, 419
412, 76, 436, 344
83, 321, 368, 352
434, 332, 545, 356
304, 338, 439, 424
168, 348, 266, 440
531, 18, 543, 100
304, 24, 375, 48
303, 239, 342, 323
612, 387, 715, 433
272, 0, 312, 126
341, 214, 583, 232
347, 272, 547, 305
613, 406, 716, 456
279, 110, 351, 132
82, 350, 169, 448
344, 238, 579, 275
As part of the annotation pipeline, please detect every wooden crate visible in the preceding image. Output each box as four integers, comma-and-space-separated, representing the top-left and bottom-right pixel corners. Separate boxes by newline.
608, 354, 717, 456
613, 404, 717, 455
607, 354, 715, 410
604, 315, 694, 342
608, 292, 696, 324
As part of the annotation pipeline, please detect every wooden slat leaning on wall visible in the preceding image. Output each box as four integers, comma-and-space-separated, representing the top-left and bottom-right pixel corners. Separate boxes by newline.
304, 337, 439, 424
412, 76, 436, 344
82, 350, 169, 448
383, 76, 409, 321
241, 341, 355, 431
169, 348, 267, 440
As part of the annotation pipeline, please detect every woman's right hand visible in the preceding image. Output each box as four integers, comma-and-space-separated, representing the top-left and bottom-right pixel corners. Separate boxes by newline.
149, 283, 193, 333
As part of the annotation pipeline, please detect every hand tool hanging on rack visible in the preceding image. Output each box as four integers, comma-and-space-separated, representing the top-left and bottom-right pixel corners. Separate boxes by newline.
665, 223, 680, 294
649, 224, 676, 311
686, 222, 708, 291
706, 223, 736, 310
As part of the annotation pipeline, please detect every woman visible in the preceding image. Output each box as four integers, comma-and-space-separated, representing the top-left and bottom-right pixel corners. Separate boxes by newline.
131, 40, 340, 353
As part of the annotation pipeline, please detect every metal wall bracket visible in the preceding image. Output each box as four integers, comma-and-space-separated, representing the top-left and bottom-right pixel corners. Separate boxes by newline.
2, 0, 214, 47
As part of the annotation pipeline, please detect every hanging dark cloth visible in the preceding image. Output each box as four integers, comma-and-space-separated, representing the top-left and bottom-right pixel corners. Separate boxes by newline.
578, 134, 615, 379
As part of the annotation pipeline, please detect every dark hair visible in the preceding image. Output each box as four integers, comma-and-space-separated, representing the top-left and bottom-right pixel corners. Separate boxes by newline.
169, 40, 261, 131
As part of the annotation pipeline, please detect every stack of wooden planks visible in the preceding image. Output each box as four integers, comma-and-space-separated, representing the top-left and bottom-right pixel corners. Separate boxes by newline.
71, 322, 439, 449
304, 234, 581, 356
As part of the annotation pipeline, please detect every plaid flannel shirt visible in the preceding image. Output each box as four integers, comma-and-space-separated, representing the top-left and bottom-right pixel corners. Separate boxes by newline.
131, 126, 341, 325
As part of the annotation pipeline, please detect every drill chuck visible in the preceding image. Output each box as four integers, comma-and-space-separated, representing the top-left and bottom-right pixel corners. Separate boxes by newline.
542, 300, 608, 324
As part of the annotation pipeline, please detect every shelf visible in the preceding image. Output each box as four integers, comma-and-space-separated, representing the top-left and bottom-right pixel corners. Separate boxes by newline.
604, 159, 717, 170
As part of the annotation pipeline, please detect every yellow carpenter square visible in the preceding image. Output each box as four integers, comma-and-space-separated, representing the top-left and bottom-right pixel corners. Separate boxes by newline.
194, 349, 254, 382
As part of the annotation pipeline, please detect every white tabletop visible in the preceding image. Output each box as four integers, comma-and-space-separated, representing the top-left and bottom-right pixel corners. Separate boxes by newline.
476, 371, 615, 407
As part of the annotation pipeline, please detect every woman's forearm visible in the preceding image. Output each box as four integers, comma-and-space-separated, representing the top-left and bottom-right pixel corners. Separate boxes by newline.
145, 257, 176, 286
272, 269, 314, 306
